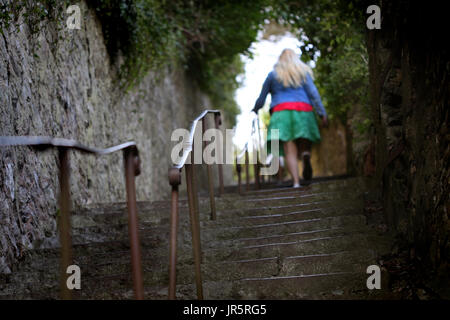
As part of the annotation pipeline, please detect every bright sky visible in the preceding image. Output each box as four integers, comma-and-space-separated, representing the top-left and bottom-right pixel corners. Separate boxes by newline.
233, 31, 303, 150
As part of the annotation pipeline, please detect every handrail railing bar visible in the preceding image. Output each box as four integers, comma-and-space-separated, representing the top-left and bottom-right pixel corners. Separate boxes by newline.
214, 114, 224, 196
168, 109, 222, 300
123, 148, 144, 299
173, 110, 221, 169
203, 117, 217, 220
245, 150, 250, 191
236, 142, 249, 161
185, 162, 203, 299
168, 168, 181, 300
0, 136, 137, 155
235, 115, 266, 193
0, 136, 144, 300
58, 147, 72, 300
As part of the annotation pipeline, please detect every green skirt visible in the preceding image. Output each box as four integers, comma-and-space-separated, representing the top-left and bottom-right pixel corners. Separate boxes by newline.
266, 110, 321, 157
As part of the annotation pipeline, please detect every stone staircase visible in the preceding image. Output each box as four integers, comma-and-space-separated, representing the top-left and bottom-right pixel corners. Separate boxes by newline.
0, 177, 399, 299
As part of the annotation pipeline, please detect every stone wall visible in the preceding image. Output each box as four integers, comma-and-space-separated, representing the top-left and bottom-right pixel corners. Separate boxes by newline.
0, 1, 231, 272
366, 1, 449, 272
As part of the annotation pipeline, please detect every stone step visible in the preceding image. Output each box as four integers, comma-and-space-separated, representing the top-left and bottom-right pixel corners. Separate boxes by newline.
231, 271, 383, 300
223, 178, 367, 198
222, 226, 361, 247
1, 247, 379, 300
69, 190, 361, 234
14, 235, 376, 279
215, 198, 363, 219
67, 192, 362, 243
204, 205, 363, 228
14, 213, 367, 272
216, 192, 363, 213
71, 201, 191, 229
147, 269, 389, 300
0, 176, 391, 300
0, 223, 388, 298
69, 203, 364, 246
16, 225, 372, 269
9, 226, 364, 280
210, 214, 366, 242
229, 185, 364, 200
173, 249, 377, 285
67, 183, 365, 244
203, 232, 373, 262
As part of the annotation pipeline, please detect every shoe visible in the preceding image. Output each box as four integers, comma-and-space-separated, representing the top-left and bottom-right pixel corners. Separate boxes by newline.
293, 183, 301, 188
302, 152, 312, 181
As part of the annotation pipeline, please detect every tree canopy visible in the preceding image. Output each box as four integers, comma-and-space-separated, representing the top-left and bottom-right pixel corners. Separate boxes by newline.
1, 0, 371, 128
89, 0, 272, 126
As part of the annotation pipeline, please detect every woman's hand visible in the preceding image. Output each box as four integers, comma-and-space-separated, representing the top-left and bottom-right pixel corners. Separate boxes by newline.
321, 115, 329, 128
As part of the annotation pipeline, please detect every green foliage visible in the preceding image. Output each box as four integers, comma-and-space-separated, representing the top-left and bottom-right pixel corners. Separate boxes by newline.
0, 0, 372, 130
315, 33, 370, 122
89, 0, 271, 125
201, 55, 244, 126
1, 0, 270, 126
89, 0, 181, 89
179, 0, 271, 126
0, 0, 68, 35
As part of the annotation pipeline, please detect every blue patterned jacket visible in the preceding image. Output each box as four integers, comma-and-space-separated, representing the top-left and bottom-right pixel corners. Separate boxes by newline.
252, 71, 327, 117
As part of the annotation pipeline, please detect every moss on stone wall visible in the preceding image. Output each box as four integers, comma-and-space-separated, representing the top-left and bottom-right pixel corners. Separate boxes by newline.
366, 0, 449, 277
0, 0, 216, 273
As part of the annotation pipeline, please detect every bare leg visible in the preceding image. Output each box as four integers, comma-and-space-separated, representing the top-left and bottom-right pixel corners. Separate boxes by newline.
283, 140, 300, 186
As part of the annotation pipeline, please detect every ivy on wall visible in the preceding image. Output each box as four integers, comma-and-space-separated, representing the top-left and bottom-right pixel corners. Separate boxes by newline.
88, 0, 272, 126
1, 0, 271, 126
0, 0, 70, 35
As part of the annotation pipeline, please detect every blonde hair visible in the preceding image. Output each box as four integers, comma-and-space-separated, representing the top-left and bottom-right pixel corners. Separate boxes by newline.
274, 48, 313, 87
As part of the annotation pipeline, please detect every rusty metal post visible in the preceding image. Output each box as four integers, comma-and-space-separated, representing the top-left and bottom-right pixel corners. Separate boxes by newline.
254, 150, 260, 190
245, 150, 249, 191
203, 117, 216, 220
123, 148, 144, 300
236, 157, 242, 195
277, 157, 283, 183
214, 114, 224, 196
185, 163, 203, 300
190, 139, 202, 259
58, 147, 73, 300
168, 168, 181, 300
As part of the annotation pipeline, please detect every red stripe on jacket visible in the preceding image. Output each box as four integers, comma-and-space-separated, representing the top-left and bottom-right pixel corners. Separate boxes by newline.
272, 102, 313, 113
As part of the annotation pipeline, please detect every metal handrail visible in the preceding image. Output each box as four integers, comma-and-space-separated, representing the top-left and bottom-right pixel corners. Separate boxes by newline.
235, 115, 264, 194
167, 110, 224, 300
0, 136, 138, 155
0, 136, 144, 300
173, 110, 221, 169
236, 116, 260, 161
